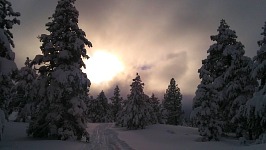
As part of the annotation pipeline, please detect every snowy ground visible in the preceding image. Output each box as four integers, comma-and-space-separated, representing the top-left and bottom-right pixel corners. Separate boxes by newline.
0, 122, 265, 150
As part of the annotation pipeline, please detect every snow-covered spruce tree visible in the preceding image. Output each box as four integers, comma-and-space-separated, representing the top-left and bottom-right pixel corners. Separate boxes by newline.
245, 22, 266, 142
110, 85, 123, 122
97, 90, 112, 122
191, 52, 223, 141
119, 73, 150, 129
208, 20, 239, 130
148, 93, 160, 124
86, 91, 112, 123
223, 47, 257, 136
143, 94, 157, 125
191, 19, 243, 141
27, 0, 92, 140
0, 0, 20, 112
28, 66, 49, 123
115, 99, 127, 127
158, 103, 168, 124
10, 57, 37, 122
162, 78, 182, 125
86, 96, 104, 123
217, 29, 257, 136
252, 22, 266, 90
0, 0, 20, 141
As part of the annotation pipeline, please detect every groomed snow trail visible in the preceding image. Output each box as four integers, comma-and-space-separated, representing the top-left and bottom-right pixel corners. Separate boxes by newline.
0, 122, 134, 150
87, 123, 134, 150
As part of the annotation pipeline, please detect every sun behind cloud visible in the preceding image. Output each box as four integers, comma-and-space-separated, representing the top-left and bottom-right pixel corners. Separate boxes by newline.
84, 51, 124, 84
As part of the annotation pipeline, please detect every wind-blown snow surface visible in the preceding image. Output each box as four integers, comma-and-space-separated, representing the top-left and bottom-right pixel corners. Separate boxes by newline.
1, 122, 265, 150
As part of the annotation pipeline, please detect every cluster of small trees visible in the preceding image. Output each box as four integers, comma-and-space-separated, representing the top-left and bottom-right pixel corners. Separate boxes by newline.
0, 0, 184, 141
86, 74, 183, 130
191, 19, 266, 143
86, 91, 112, 123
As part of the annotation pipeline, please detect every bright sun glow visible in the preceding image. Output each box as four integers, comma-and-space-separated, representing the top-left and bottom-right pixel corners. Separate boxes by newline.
84, 51, 124, 84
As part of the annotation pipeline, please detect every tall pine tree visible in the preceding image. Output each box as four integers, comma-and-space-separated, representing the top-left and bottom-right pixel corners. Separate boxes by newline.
252, 22, 266, 89
191, 20, 244, 141
110, 85, 123, 122
245, 22, 266, 142
10, 57, 37, 122
0, 0, 20, 112
191, 67, 221, 141
97, 90, 111, 122
0, 0, 20, 140
87, 91, 111, 123
223, 44, 257, 136
149, 93, 160, 124
210, 21, 257, 138
28, 0, 92, 140
145, 93, 160, 124
162, 78, 182, 125
86, 96, 102, 123
118, 73, 150, 129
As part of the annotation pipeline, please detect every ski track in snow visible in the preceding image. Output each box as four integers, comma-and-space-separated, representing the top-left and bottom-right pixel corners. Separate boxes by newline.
0, 122, 134, 150
87, 123, 134, 150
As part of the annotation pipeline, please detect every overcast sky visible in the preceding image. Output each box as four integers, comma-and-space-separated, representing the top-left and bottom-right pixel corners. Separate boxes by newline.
9, 0, 266, 108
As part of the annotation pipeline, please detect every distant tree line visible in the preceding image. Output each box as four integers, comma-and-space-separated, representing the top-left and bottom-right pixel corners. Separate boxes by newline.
85, 74, 183, 130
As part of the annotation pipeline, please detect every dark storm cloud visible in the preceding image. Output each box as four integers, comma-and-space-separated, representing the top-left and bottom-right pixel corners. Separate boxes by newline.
8, 0, 266, 102
140, 65, 152, 71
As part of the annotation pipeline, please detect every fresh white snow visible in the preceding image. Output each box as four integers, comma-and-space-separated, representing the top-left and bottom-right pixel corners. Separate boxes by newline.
1, 122, 266, 150
115, 124, 266, 150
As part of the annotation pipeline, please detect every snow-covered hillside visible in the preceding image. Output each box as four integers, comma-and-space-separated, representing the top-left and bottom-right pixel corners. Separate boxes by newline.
0, 122, 265, 150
